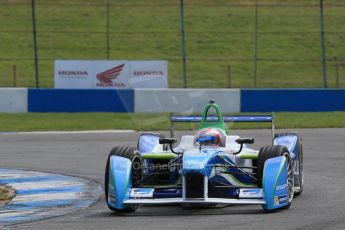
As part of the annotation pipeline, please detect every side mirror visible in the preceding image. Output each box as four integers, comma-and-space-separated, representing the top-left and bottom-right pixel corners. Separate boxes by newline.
233, 138, 254, 155
235, 137, 254, 145
159, 138, 177, 145
159, 138, 180, 154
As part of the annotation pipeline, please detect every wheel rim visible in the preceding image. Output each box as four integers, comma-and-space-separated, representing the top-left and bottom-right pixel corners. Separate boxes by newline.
285, 152, 294, 203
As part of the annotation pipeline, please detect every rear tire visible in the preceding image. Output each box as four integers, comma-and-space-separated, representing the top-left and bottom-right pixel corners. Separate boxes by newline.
257, 145, 294, 210
294, 140, 304, 195
274, 132, 304, 195
104, 146, 142, 213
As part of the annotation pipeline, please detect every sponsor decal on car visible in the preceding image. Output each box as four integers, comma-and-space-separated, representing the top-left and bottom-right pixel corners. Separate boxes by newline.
130, 188, 154, 198
274, 194, 288, 206
274, 196, 279, 206
239, 189, 263, 198
276, 183, 287, 191
278, 194, 288, 203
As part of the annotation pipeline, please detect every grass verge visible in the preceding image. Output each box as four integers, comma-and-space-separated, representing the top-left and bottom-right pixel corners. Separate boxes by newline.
0, 112, 344, 132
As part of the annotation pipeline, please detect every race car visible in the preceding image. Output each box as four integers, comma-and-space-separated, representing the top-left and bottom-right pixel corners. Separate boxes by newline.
105, 101, 303, 212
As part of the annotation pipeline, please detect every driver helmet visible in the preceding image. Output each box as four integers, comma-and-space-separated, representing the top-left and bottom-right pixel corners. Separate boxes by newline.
194, 128, 225, 147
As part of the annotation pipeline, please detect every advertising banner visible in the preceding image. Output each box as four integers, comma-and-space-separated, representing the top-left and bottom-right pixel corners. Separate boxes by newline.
54, 60, 168, 89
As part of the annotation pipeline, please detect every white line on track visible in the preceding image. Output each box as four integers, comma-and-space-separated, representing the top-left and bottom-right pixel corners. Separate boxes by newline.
12, 192, 83, 203
0, 172, 48, 179
0, 210, 35, 218
18, 130, 136, 134
0, 130, 135, 135
9, 180, 84, 190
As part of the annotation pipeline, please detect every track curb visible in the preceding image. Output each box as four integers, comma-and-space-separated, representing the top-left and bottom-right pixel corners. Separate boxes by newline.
0, 168, 102, 226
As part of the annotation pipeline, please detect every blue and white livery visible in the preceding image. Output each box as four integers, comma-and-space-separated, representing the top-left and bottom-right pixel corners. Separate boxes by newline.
105, 101, 303, 213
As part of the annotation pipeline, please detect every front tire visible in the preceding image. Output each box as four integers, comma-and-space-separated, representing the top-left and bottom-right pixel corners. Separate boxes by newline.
104, 146, 142, 213
257, 145, 294, 210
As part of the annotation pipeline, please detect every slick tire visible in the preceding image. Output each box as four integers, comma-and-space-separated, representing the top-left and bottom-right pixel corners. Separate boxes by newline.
274, 132, 304, 195
104, 146, 142, 213
258, 145, 294, 211
294, 140, 304, 196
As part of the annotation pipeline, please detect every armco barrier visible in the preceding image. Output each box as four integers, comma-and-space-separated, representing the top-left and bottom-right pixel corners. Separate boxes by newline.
135, 89, 241, 113
241, 89, 345, 112
28, 89, 134, 112
0, 88, 27, 113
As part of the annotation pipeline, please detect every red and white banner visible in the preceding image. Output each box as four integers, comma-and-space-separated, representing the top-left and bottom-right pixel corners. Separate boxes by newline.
54, 60, 168, 89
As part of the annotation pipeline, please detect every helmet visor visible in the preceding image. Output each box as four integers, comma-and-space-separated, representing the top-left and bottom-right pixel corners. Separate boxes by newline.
195, 135, 219, 146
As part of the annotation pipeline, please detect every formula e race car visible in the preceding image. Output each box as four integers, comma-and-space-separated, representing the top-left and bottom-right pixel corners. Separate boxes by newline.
105, 101, 303, 212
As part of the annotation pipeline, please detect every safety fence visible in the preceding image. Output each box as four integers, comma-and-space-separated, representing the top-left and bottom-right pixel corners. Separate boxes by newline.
1, 0, 345, 88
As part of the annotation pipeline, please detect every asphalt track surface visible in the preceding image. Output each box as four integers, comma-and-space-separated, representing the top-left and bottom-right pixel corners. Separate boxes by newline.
0, 128, 345, 230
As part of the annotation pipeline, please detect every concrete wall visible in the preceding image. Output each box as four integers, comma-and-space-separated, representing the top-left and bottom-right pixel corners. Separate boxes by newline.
0, 88, 27, 113
1, 88, 345, 113
28, 89, 134, 112
135, 89, 241, 113
241, 89, 345, 112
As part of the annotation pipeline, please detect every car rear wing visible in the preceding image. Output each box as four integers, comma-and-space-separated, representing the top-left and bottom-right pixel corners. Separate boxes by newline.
170, 113, 275, 142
